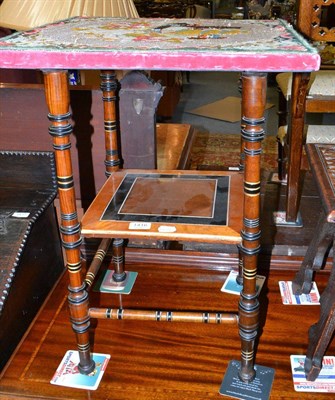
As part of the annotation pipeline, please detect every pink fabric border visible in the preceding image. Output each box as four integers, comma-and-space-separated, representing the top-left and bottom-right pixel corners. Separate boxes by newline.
0, 50, 320, 72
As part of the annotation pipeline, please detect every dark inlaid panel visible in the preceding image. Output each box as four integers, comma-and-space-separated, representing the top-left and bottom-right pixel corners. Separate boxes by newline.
102, 173, 229, 225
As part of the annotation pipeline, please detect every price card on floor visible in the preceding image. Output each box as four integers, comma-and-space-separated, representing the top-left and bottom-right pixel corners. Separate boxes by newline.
290, 355, 335, 393
51, 350, 110, 390
279, 281, 320, 305
221, 270, 265, 295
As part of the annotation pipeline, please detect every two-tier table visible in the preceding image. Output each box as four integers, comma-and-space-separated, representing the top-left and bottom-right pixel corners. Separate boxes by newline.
0, 17, 320, 396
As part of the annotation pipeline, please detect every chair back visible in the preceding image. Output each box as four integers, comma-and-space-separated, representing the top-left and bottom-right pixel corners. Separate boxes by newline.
296, 0, 335, 42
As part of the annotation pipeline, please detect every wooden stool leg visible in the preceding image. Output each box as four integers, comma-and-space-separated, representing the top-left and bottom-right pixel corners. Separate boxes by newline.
100, 70, 120, 176
236, 247, 243, 286
277, 89, 288, 181
304, 256, 335, 381
238, 74, 245, 171
99, 70, 128, 284
112, 238, 127, 282
44, 71, 95, 374
238, 72, 267, 382
292, 215, 334, 295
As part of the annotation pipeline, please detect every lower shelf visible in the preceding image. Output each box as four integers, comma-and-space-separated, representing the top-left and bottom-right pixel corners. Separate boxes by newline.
81, 169, 243, 244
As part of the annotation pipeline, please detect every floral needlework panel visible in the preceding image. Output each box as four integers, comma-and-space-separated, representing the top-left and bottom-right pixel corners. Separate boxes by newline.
0, 17, 320, 71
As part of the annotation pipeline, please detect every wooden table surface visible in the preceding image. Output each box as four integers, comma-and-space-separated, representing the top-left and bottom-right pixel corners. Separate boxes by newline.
0, 257, 333, 399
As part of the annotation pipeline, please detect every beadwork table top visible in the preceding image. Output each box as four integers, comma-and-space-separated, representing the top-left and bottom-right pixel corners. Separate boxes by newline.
0, 17, 320, 72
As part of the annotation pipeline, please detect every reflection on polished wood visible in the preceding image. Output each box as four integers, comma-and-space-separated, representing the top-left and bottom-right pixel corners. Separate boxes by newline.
156, 123, 195, 170
0, 259, 333, 400
119, 176, 218, 217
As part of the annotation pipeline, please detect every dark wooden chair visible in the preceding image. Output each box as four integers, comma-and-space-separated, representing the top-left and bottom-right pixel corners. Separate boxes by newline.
292, 143, 335, 381
276, 0, 335, 225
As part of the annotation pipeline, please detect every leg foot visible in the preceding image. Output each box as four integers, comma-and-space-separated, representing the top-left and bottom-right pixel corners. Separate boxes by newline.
273, 211, 303, 227
304, 263, 335, 381
78, 357, 96, 375
220, 360, 275, 400
304, 353, 321, 382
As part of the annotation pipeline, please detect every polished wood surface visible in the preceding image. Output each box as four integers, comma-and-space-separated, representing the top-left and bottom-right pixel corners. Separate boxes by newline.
305, 95, 335, 113
0, 260, 333, 400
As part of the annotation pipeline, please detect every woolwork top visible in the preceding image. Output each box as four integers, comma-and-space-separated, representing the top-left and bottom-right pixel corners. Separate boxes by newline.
0, 17, 320, 72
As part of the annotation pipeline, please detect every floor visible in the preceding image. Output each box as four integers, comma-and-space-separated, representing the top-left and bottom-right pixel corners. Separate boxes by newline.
0, 260, 333, 400
170, 72, 280, 135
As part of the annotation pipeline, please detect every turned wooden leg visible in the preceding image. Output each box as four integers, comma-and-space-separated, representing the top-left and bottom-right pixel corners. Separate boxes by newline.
100, 71, 127, 283
304, 254, 335, 381
238, 74, 245, 171
236, 247, 243, 286
100, 70, 120, 176
112, 238, 127, 282
44, 71, 95, 374
285, 72, 310, 223
277, 88, 288, 181
238, 72, 267, 383
236, 76, 244, 287
292, 214, 334, 295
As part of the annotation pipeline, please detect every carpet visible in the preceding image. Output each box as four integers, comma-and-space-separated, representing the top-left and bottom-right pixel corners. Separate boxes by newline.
187, 96, 274, 123
189, 132, 278, 170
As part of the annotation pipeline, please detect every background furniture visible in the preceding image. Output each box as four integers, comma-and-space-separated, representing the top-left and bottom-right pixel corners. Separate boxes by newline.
0, 84, 194, 210
0, 151, 64, 371
134, 1, 214, 18
276, 71, 335, 180
276, 0, 335, 225
292, 143, 335, 381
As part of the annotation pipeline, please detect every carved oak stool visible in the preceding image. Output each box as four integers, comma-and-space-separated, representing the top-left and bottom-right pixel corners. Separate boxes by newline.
292, 143, 335, 381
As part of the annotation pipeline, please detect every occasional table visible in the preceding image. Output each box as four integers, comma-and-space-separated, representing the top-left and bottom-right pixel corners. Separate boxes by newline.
0, 17, 319, 396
